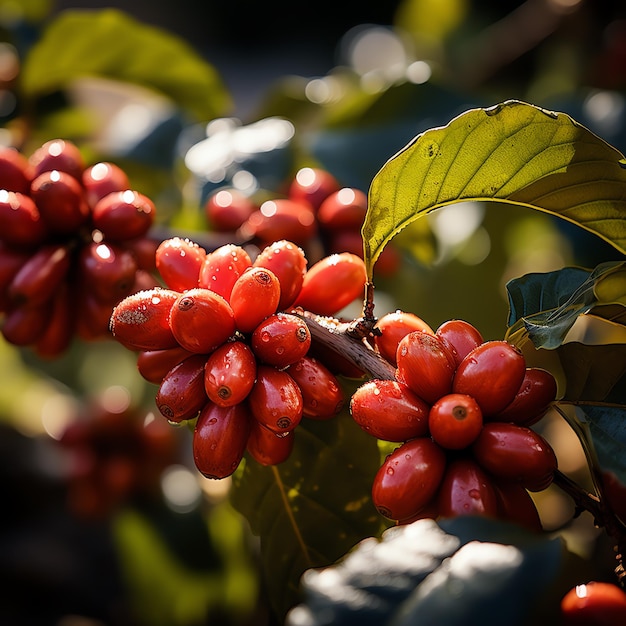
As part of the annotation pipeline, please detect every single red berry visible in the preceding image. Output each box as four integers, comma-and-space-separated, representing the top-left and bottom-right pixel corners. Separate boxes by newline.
288, 167, 340, 210
29, 138, 85, 181
250, 312, 311, 368
241, 198, 317, 245
493, 478, 542, 533
34, 283, 75, 358
472, 422, 557, 491
317, 187, 367, 231
350, 378, 429, 441
82, 161, 130, 208
0, 191, 48, 248
193, 401, 252, 479
0, 146, 33, 194
429, 393, 483, 450
247, 420, 294, 466
136, 346, 194, 384
248, 365, 303, 435
599, 471, 626, 526
374, 310, 434, 366
453, 341, 527, 416
0, 243, 30, 311
198, 243, 252, 301
169, 288, 236, 353
92, 190, 155, 241
204, 340, 257, 407
155, 237, 207, 292
561, 581, 626, 626
205, 188, 257, 232
435, 319, 484, 368
2, 300, 50, 346
229, 267, 281, 334
395, 330, 456, 404
372, 437, 446, 521
436, 456, 499, 519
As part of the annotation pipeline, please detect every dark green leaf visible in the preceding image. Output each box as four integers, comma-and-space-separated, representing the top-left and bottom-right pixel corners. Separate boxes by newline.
230, 412, 384, 619
287, 517, 564, 626
365, 100, 626, 278
20, 8, 231, 121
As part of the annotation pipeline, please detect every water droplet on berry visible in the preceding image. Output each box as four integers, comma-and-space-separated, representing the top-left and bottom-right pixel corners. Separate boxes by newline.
276, 346, 285, 355
469, 489, 480, 500
208, 417, 218, 425
261, 331, 271, 342
386, 467, 395, 476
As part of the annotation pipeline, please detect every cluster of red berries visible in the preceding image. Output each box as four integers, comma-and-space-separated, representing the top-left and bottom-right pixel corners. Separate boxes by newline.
0, 139, 159, 356
58, 399, 178, 520
350, 312, 559, 531
204, 166, 400, 275
110, 237, 368, 479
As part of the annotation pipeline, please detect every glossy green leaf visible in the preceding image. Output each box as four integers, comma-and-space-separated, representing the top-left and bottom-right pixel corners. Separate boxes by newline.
230, 411, 384, 619
287, 517, 564, 626
20, 8, 231, 121
365, 100, 626, 279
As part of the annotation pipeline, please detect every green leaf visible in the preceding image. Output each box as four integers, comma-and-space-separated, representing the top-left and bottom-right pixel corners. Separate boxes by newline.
20, 8, 231, 121
231, 412, 384, 619
287, 517, 565, 626
365, 100, 626, 279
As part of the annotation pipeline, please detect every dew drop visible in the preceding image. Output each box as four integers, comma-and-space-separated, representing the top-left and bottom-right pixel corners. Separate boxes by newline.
261, 331, 271, 342
386, 467, 395, 476
468, 489, 480, 500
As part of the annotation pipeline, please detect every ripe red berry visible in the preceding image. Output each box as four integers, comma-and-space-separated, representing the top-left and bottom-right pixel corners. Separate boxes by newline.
493, 479, 542, 532
350, 378, 429, 441
286, 356, 345, 420
248, 365, 303, 435
193, 402, 252, 479
293, 252, 367, 316
435, 319, 484, 368
288, 167, 340, 210
155, 354, 209, 422
250, 312, 311, 368
373, 310, 434, 366
429, 393, 483, 450
82, 161, 130, 208
136, 346, 194, 384
0, 191, 48, 248
109, 287, 180, 351
29, 138, 85, 181
492, 367, 558, 426
34, 283, 75, 358
242, 198, 317, 245
317, 187, 368, 231
169, 288, 236, 353
155, 237, 206, 292
372, 437, 446, 521
247, 421, 295, 466
2, 300, 51, 345
472, 422, 557, 491
436, 456, 499, 519
205, 188, 257, 232
229, 267, 281, 334
92, 190, 155, 241
395, 330, 456, 404
198, 243, 252, 301
204, 340, 256, 407
561, 581, 626, 626
453, 340, 527, 416
0, 146, 33, 194
253, 239, 307, 311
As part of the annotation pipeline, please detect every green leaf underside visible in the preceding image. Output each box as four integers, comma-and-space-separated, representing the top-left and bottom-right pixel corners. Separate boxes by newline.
364, 100, 626, 278
231, 412, 383, 618
21, 8, 230, 120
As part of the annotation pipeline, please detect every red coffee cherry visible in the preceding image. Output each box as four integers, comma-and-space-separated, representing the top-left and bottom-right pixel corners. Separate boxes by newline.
600, 471, 626, 526
435, 319, 484, 368
204, 340, 256, 407
248, 365, 303, 435
0, 243, 30, 310
0, 146, 33, 194
561, 581, 626, 626
492, 367, 558, 426
493, 479, 542, 533
286, 356, 344, 420
29, 138, 85, 181
155, 354, 209, 422
92, 190, 155, 241
2, 300, 51, 345
436, 456, 499, 519
109, 287, 180, 351
124, 236, 159, 273
205, 188, 257, 232
253, 239, 308, 311
169, 288, 236, 353
242, 198, 317, 245
373, 310, 434, 366
155, 237, 207, 292
8, 243, 71, 307
30, 169, 90, 234
317, 187, 367, 231
472, 422, 557, 491
193, 402, 252, 479
372, 437, 446, 521
82, 161, 130, 208
136, 346, 195, 384
429, 393, 483, 450
288, 166, 340, 211
198, 243, 252, 301
453, 340, 527, 416
350, 378, 429, 441
247, 421, 295, 466
395, 330, 456, 404
293, 252, 367, 316
34, 283, 75, 358
250, 312, 311, 368
229, 267, 281, 334
0, 191, 48, 248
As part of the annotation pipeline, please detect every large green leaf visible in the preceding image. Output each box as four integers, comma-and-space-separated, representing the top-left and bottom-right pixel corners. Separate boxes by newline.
230, 411, 384, 619
365, 100, 626, 279
20, 9, 231, 121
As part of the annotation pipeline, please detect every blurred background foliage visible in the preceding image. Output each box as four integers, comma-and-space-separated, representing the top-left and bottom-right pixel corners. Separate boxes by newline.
0, 0, 625, 624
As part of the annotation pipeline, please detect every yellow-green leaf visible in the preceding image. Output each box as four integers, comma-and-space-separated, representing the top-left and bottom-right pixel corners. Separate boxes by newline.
364, 100, 626, 279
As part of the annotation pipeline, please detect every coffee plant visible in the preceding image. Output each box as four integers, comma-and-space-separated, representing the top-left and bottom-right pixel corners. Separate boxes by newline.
1, 5, 626, 626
